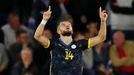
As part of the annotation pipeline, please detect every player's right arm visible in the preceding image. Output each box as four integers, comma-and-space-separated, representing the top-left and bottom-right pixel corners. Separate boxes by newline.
34, 6, 52, 48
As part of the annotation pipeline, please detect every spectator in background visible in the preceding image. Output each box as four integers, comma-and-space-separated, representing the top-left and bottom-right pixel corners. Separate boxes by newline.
34, 28, 52, 75
92, 42, 112, 75
74, 31, 93, 75
12, 47, 38, 75
2, 13, 33, 50
110, 31, 134, 75
9, 29, 31, 66
0, 0, 13, 27
82, 21, 99, 75
74, 32, 86, 41
0, 29, 4, 44
69, 0, 99, 31
28, 13, 36, 31
86, 21, 99, 38
43, 28, 53, 39
57, 0, 69, 17
12, 0, 33, 24
109, 0, 134, 30
0, 29, 9, 75
85, 21, 112, 75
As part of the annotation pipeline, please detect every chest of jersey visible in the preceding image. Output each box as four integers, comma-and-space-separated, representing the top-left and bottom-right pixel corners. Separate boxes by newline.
51, 40, 83, 66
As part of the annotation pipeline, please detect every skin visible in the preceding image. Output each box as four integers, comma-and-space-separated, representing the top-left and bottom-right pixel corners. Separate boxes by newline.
86, 22, 99, 39
8, 15, 20, 32
74, 32, 86, 41
113, 31, 125, 48
43, 29, 52, 39
17, 33, 29, 45
110, 31, 134, 67
16, 32, 29, 48
21, 48, 33, 68
34, 6, 108, 48
0, 64, 7, 72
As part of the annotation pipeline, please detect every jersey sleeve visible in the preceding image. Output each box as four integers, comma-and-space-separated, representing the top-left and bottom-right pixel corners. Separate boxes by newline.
43, 40, 51, 48
78, 39, 91, 50
43, 39, 54, 50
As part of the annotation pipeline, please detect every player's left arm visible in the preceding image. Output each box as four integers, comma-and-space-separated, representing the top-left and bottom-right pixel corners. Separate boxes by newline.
88, 7, 108, 48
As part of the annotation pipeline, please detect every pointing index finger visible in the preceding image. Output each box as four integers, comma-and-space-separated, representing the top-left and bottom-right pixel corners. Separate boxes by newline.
48, 6, 51, 11
99, 7, 102, 14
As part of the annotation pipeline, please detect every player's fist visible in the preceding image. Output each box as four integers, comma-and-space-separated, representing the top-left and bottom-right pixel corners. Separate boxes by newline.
43, 6, 52, 21
99, 7, 108, 22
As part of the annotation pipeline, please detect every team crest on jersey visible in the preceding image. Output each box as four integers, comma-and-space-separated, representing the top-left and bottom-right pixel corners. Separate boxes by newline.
71, 44, 76, 49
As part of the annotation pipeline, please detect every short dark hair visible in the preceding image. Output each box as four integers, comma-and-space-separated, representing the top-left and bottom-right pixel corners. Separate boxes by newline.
8, 12, 19, 21
21, 44, 34, 57
57, 15, 73, 29
16, 29, 27, 37
86, 20, 99, 31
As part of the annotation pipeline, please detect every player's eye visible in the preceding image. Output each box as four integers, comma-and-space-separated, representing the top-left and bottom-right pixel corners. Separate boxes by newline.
61, 23, 65, 26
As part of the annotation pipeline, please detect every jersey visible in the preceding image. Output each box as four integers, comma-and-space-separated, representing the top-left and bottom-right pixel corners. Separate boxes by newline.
45, 38, 90, 75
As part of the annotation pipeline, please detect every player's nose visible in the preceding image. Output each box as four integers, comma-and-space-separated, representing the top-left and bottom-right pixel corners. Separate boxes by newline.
66, 26, 70, 29
66, 24, 70, 27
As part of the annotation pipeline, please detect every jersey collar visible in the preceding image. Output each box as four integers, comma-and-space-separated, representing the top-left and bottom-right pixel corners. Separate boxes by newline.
58, 38, 73, 48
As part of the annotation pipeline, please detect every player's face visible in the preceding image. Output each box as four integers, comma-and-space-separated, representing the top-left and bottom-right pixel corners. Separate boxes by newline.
58, 21, 73, 36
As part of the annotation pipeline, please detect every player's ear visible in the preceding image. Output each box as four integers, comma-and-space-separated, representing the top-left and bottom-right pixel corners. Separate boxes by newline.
57, 28, 60, 34
57, 24, 61, 34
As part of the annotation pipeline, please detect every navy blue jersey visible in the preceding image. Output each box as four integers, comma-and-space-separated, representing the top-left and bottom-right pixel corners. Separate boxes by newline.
47, 38, 90, 75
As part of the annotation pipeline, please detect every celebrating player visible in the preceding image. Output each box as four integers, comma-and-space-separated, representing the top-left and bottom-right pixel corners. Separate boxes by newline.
34, 6, 107, 75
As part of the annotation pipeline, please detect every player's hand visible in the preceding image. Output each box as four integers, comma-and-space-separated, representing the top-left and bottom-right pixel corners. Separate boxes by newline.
43, 6, 52, 21
99, 7, 108, 22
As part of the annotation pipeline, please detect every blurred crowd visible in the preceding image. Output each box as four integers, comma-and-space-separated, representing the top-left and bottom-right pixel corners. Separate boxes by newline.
0, 0, 134, 75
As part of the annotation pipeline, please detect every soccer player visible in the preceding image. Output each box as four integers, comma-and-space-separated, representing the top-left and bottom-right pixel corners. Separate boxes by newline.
34, 6, 107, 75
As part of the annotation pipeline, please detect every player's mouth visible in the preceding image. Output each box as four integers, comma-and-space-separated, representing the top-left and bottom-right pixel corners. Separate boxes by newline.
66, 27, 70, 30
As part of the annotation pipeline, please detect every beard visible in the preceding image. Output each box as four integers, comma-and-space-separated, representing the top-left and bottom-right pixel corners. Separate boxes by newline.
62, 31, 72, 36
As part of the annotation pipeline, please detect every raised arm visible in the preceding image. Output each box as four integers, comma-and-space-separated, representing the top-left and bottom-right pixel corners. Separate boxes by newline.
34, 6, 52, 48
89, 7, 108, 47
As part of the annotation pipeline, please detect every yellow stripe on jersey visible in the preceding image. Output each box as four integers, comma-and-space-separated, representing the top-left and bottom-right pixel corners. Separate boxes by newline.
44, 40, 50, 48
88, 39, 91, 48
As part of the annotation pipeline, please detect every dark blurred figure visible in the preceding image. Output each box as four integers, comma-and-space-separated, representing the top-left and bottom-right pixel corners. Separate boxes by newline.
12, 0, 33, 24
43, 28, 53, 39
69, 0, 99, 30
9, 29, 30, 66
0, 0, 13, 27
84, 21, 113, 75
74, 32, 86, 41
11, 47, 38, 75
82, 21, 99, 75
92, 42, 113, 75
57, 0, 71, 18
86, 20, 111, 42
0, 29, 9, 75
34, 28, 52, 75
86, 21, 99, 38
34, 0, 61, 32
28, 13, 36, 31
110, 31, 134, 75
2, 13, 33, 50
74, 31, 94, 75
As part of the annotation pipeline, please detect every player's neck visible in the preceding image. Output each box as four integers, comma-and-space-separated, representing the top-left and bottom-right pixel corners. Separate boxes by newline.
60, 35, 73, 45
